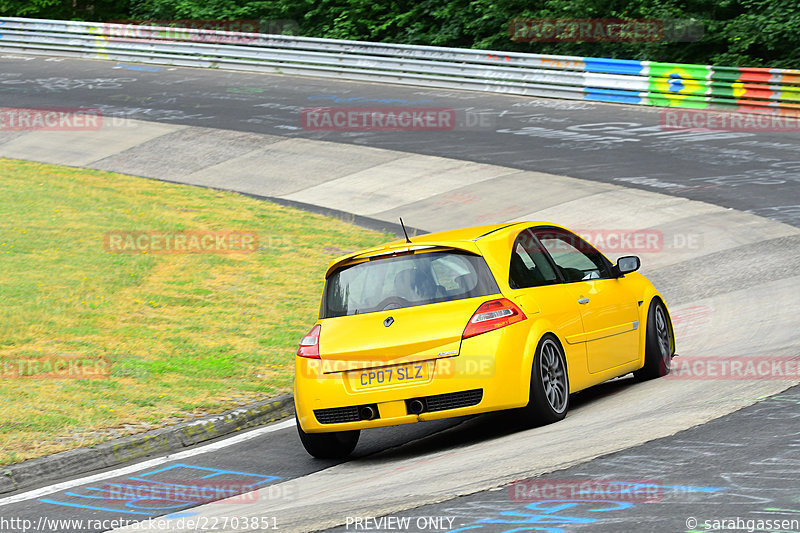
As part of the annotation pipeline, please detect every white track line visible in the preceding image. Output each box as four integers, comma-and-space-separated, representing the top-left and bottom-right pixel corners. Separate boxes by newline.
0, 418, 296, 507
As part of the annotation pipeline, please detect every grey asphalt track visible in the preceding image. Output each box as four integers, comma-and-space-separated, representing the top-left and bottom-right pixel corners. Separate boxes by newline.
0, 418, 471, 533
327, 384, 800, 533
0, 54, 797, 533
0, 55, 798, 226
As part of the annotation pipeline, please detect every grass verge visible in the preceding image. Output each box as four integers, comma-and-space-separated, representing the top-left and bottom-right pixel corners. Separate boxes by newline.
0, 158, 390, 466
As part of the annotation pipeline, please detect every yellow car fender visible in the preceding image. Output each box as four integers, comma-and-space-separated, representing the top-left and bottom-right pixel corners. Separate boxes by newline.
518, 316, 575, 398
631, 278, 675, 367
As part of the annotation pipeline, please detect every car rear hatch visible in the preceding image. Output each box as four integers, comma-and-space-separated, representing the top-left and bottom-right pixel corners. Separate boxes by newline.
318, 246, 500, 372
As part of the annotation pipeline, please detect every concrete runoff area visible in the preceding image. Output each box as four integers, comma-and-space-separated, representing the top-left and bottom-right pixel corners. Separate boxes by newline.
0, 120, 184, 167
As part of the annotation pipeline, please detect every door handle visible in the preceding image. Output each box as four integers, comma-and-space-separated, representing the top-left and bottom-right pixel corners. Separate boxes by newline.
578, 297, 590, 304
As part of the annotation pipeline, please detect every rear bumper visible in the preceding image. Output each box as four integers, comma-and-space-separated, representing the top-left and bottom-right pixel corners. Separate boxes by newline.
295, 325, 531, 432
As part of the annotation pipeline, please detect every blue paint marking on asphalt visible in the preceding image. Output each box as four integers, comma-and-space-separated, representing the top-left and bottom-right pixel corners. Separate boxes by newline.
90, 482, 189, 495
39, 463, 281, 515
62, 488, 126, 500
532, 500, 634, 512
98, 480, 239, 497
42, 490, 190, 515
64, 485, 198, 510
449, 500, 634, 532
450, 482, 726, 532
39, 499, 153, 515
130, 463, 279, 488
165, 511, 200, 518
114, 63, 161, 72
575, 481, 725, 495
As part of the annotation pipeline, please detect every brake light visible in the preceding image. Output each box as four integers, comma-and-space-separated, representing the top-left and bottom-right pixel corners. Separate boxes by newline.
462, 298, 527, 339
297, 324, 321, 358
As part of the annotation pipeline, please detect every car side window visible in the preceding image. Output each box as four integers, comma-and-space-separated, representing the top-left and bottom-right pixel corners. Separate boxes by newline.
536, 229, 611, 282
509, 229, 559, 289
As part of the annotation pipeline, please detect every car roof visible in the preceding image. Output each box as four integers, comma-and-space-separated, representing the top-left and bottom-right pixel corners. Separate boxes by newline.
325, 221, 566, 277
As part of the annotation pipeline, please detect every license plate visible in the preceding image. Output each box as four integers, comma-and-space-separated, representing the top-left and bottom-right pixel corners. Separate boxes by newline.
352, 362, 430, 390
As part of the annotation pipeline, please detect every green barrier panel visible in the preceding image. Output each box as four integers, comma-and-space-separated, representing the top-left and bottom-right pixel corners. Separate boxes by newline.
647, 93, 709, 108
709, 68, 744, 101
778, 85, 800, 102
647, 62, 711, 108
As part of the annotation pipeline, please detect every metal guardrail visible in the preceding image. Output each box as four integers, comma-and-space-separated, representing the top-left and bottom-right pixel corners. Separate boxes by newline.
1, 17, 798, 113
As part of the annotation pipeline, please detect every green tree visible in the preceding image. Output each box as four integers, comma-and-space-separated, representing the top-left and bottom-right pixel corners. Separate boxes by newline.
0, 0, 130, 20
2, 0, 798, 67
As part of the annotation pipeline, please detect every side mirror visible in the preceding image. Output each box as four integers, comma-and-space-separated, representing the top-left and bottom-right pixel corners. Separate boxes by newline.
614, 255, 640, 277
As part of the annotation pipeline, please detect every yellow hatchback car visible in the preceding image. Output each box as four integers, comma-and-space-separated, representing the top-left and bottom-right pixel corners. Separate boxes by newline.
294, 222, 675, 458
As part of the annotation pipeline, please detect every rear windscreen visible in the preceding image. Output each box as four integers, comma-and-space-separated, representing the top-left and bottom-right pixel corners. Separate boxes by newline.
321, 250, 500, 318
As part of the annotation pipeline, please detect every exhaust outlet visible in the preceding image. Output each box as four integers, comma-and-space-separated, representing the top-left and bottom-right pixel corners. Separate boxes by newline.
407, 398, 426, 415
359, 405, 377, 420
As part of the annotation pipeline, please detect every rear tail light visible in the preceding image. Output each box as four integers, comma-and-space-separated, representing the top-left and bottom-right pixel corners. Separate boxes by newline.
462, 298, 526, 339
297, 324, 321, 358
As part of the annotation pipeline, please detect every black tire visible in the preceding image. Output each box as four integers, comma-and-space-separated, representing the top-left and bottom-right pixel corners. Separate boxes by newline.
633, 298, 674, 381
296, 418, 359, 459
520, 334, 569, 425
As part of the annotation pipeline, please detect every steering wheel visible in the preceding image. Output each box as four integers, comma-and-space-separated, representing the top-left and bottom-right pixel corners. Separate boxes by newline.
376, 296, 410, 311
